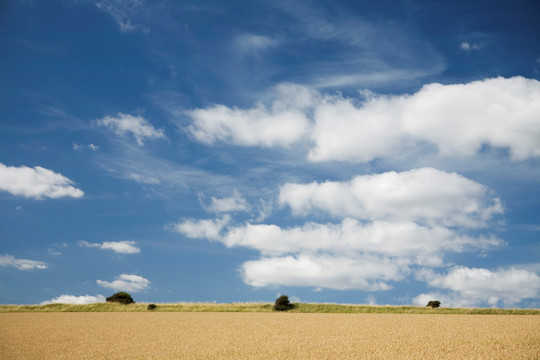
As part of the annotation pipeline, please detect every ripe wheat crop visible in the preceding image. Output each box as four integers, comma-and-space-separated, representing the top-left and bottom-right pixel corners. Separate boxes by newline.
1, 312, 539, 359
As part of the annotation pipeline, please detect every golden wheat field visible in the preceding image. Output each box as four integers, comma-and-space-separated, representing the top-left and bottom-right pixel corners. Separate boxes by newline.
1, 312, 539, 359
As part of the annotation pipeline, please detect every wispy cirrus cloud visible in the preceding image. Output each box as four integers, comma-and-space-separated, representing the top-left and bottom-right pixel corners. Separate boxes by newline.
234, 34, 280, 55
0, 163, 84, 199
95, 0, 148, 33
0, 254, 47, 270
270, 0, 446, 89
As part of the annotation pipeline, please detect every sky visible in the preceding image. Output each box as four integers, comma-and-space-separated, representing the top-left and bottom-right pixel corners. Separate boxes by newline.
1, 0, 540, 308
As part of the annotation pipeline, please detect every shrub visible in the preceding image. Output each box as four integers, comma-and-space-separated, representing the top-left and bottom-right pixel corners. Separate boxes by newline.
274, 295, 294, 311
426, 300, 441, 308
106, 292, 134, 305
147, 304, 157, 311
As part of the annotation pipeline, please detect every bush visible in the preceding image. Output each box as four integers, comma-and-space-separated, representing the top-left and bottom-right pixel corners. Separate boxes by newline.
274, 295, 294, 311
426, 300, 441, 308
106, 292, 134, 305
147, 304, 157, 311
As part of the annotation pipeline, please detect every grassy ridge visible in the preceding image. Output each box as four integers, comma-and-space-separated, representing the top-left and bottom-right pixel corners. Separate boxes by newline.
1, 302, 539, 314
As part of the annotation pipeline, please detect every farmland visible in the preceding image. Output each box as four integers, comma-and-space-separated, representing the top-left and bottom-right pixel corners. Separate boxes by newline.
1, 310, 539, 359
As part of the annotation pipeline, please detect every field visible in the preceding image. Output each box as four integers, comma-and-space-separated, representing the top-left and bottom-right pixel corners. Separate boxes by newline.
1, 309, 540, 359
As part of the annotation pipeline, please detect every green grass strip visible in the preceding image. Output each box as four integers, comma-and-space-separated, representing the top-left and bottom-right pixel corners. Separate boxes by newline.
1, 302, 539, 314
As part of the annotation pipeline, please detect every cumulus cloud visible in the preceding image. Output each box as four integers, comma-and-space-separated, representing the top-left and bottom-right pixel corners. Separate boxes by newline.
206, 191, 249, 213
417, 266, 540, 307
186, 76, 540, 162
173, 214, 502, 290
187, 83, 315, 147
79, 240, 141, 254
241, 254, 405, 290
279, 168, 503, 228
0, 163, 84, 199
96, 274, 150, 292
41, 294, 106, 305
222, 219, 502, 259
170, 167, 511, 291
97, 113, 165, 146
0, 254, 48, 270
174, 216, 230, 241
312, 76, 540, 161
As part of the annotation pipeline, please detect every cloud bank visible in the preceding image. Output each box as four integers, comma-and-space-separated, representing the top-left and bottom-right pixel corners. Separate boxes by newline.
187, 76, 540, 162
173, 168, 520, 302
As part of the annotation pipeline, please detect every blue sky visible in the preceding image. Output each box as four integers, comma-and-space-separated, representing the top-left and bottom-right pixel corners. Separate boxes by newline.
1, 0, 540, 307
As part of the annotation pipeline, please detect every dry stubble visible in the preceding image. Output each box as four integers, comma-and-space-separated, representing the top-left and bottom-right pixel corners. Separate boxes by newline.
1, 312, 539, 359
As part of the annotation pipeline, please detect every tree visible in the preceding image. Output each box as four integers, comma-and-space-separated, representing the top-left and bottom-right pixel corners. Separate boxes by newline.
274, 295, 294, 311
426, 300, 441, 308
106, 292, 135, 305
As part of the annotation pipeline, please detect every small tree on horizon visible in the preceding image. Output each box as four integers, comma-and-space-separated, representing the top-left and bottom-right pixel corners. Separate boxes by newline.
426, 300, 441, 308
274, 295, 294, 311
106, 292, 135, 305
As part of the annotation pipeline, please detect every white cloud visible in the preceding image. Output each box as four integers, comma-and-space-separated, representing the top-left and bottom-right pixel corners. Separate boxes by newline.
97, 113, 165, 146
48, 242, 68, 256
420, 266, 540, 307
279, 168, 503, 228
173, 211, 503, 290
241, 254, 405, 290
96, 274, 150, 292
460, 42, 482, 51
171, 169, 508, 291
73, 143, 99, 151
79, 240, 141, 254
311, 76, 540, 162
41, 294, 106, 305
206, 191, 249, 213
96, 0, 145, 33
235, 34, 279, 54
187, 83, 314, 147
0, 254, 47, 270
222, 219, 502, 260
0, 163, 84, 199
173, 216, 231, 241
412, 292, 447, 307
187, 77, 540, 162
